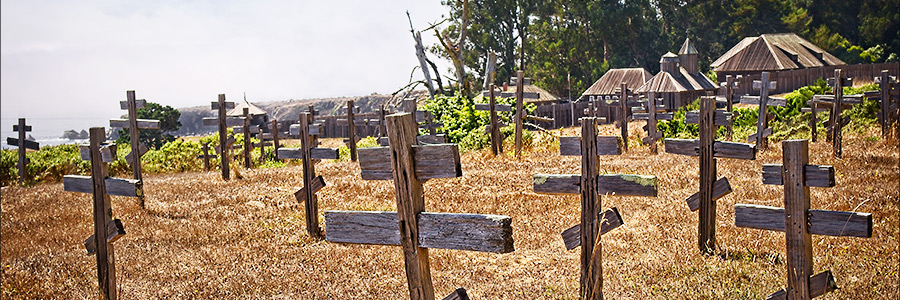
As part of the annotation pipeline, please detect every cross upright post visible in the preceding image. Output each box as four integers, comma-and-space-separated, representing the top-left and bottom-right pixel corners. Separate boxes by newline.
347, 100, 359, 161
200, 94, 240, 179
329, 112, 513, 299
619, 83, 630, 152
533, 117, 659, 299
666, 96, 755, 254
633, 92, 672, 154
476, 84, 511, 155
108, 91, 159, 207
734, 139, 872, 299
515, 71, 525, 157
240, 107, 252, 168
830, 69, 845, 158
8, 118, 39, 184
740, 72, 784, 150
723, 75, 738, 140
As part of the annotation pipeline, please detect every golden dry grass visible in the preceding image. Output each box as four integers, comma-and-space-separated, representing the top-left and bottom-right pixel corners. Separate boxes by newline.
2, 123, 898, 299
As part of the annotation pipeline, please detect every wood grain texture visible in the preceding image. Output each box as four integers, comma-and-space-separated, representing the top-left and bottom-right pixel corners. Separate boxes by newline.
698, 96, 717, 254
664, 139, 756, 160
559, 136, 622, 156
782, 140, 813, 300
440, 288, 469, 300
474, 103, 512, 111
515, 70, 525, 157
79, 144, 117, 163
120, 99, 146, 110
739, 95, 787, 107
210, 101, 235, 110
684, 110, 732, 125
734, 204, 872, 238
277, 148, 303, 159
561, 207, 623, 251
293, 175, 326, 203
310, 148, 339, 160
6, 137, 40, 151
686, 177, 732, 212
108, 119, 160, 130
124, 143, 148, 166
87, 127, 117, 300
83, 219, 125, 256
64, 176, 143, 198
766, 271, 836, 300
358, 145, 462, 181
762, 164, 835, 187
215, 94, 231, 180
596, 174, 657, 197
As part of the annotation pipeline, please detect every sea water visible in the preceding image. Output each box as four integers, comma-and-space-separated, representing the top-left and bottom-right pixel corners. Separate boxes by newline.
0, 117, 111, 149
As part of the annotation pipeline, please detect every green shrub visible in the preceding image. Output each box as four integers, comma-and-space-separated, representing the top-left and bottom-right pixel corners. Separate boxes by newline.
420, 92, 535, 151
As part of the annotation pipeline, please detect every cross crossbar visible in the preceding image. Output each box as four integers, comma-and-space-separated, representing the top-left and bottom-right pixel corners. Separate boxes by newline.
109, 119, 160, 130
560, 207, 623, 250
664, 139, 756, 160
532, 174, 658, 196
358, 144, 462, 181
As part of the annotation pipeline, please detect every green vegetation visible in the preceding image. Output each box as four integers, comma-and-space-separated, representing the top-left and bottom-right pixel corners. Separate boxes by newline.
420, 92, 534, 151
116, 102, 182, 149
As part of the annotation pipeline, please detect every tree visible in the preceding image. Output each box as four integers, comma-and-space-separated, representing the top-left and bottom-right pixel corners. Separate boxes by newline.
116, 102, 182, 149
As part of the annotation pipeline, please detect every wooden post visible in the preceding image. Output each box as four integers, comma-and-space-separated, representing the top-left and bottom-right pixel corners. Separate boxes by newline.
734, 139, 872, 299
740, 72, 783, 150
532, 118, 658, 299
879, 70, 890, 138
271, 119, 281, 162
240, 107, 252, 168
198, 143, 212, 171
8, 118, 39, 184
619, 83, 629, 152
210, 94, 234, 180
348, 100, 358, 161
830, 69, 844, 158
515, 70, 524, 157
108, 91, 159, 207
571, 101, 576, 127
725, 75, 735, 140
647, 92, 659, 154
62, 128, 142, 300
331, 113, 513, 299
476, 85, 509, 155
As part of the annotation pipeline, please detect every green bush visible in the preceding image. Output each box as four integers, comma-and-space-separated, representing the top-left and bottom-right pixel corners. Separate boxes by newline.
420, 92, 534, 151
1, 144, 91, 186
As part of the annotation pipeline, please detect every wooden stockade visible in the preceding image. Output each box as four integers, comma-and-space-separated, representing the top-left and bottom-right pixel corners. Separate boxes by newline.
109, 91, 159, 208
727, 62, 899, 96
202, 94, 244, 180
665, 96, 756, 254
63, 127, 143, 300
477, 84, 510, 155
532, 117, 658, 299
734, 139, 872, 299
280, 112, 339, 239
327, 112, 513, 300
7, 118, 39, 184
740, 72, 784, 150
633, 92, 673, 154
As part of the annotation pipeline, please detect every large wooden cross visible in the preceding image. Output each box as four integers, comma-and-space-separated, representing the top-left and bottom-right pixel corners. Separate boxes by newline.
63, 127, 143, 300
327, 112, 514, 300
665, 96, 756, 254
476, 84, 511, 155
202, 94, 244, 180
740, 72, 785, 150
734, 139, 872, 299
279, 112, 339, 239
532, 117, 658, 299
632, 92, 673, 154
7, 118, 39, 184
109, 91, 159, 207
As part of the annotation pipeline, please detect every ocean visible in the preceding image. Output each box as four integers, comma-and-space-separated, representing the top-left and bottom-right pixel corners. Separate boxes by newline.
0, 117, 112, 149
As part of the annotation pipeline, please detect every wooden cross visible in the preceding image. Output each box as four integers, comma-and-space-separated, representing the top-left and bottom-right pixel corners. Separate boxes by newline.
279, 112, 339, 239
513, 71, 539, 157
253, 119, 281, 163
632, 92, 673, 154
532, 117, 658, 299
415, 110, 447, 144
63, 127, 142, 300
329, 112, 513, 300
734, 139, 872, 299
335, 100, 361, 161
476, 84, 511, 155
7, 118, 39, 184
721, 75, 740, 140
197, 142, 215, 171
665, 96, 756, 254
109, 91, 159, 208
740, 72, 785, 150
202, 94, 244, 180
876, 70, 899, 139
617, 83, 631, 152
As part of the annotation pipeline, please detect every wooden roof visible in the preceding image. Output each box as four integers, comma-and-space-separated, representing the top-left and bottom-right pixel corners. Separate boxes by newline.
711, 33, 845, 72
679, 38, 698, 55
634, 67, 717, 93
581, 68, 653, 96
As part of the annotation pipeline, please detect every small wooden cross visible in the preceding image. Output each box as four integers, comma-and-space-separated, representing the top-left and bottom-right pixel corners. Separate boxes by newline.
7, 118, 39, 184
202, 95, 245, 180
632, 92, 673, 154
721, 75, 740, 140
734, 139, 872, 299
252, 119, 281, 163
108, 91, 159, 207
876, 70, 899, 139
665, 96, 756, 254
415, 110, 447, 144
63, 127, 142, 300
329, 112, 513, 300
278, 112, 339, 239
617, 83, 631, 152
532, 117, 658, 299
513, 71, 540, 157
740, 72, 785, 150
197, 142, 216, 171
476, 84, 511, 155
334, 100, 361, 161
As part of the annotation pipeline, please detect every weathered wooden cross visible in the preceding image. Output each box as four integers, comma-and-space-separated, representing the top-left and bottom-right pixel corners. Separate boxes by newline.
632, 91, 673, 154
532, 117, 659, 299
7, 118, 39, 184
876, 70, 899, 139
63, 127, 143, 300
228, 107, 258, 168
665, 96, 756, 254
202, 94, 244, 180
279, 112, 339, 239
335, 100, 361, 161
807, 69, 858, 158
253, 119, 281, 163
740, 72, 785, 150
476, 84, 511, 155
109, 91, 159, 208
513, 72, 539, 157
327, 112, 514, 300
197, 142, 215, 172
721, 75, 740, 140
734, 139, 872, 299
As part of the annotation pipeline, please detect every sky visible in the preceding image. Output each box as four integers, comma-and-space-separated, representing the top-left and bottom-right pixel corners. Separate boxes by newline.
0, 0, 451, 122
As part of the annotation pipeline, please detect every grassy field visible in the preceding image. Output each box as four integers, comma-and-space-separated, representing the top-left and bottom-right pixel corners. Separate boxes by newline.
2, 124, 897, 299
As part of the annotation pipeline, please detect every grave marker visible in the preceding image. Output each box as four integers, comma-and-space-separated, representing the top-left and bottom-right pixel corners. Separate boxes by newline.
721, 75, 739, 140
109, 91, 159, 208
632, 92, 673, 154
876, 70, 899, 139
202, 94, 242, 180
328, 112, 513, 300
197, 142, 216, 171
665, 96, 756, 254
7, 118, 39, 184
740, 72, 784, 150
532, 117, 658, 299
63, 127, 142, 300
476, 84, 509, 155
734, 139, 872, 299
335, 100, 361, 161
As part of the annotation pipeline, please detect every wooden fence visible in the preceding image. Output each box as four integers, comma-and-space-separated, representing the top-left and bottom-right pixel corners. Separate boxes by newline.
729, 62, 900, 95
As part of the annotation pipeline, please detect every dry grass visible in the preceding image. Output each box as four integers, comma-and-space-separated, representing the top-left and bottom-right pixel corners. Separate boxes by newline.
2, 123, 898, 299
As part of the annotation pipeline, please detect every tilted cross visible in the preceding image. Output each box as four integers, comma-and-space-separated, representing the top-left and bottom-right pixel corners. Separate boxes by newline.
476, 84, 511, 155
279, 112, 339, 239
415, 109, 447, 144
739, 72, 785, 150
7, 118, 39, 184
734, 139, 872, 299
63, 127, 143, 300
632, 91, 673, 154
202, 94, 244, 180
109, 91, 159, 208
327, 112, 514, 300
665, 96, 756, 254
532, 117, 659, 299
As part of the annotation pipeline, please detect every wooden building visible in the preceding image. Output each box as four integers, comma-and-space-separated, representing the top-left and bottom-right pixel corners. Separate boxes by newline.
579, 68, 653, 123
227, 101, 270, 131
635, 38, 718, 110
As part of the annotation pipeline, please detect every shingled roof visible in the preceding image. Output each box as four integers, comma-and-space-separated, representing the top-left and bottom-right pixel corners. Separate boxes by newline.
711, 33, 845, 72
581, 68, 653, 96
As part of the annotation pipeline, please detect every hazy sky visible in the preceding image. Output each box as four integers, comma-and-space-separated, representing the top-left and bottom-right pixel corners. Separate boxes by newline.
1, 0, 450, 121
